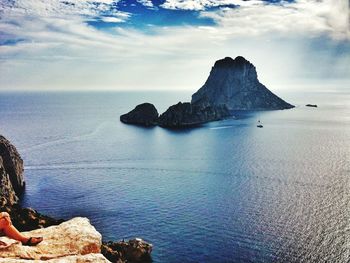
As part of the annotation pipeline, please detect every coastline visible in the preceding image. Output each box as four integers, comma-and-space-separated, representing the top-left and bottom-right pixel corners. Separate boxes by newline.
0, 135, 152, 262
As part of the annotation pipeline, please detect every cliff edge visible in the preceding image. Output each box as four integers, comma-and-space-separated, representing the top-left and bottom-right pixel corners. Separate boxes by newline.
0, 217, 109, 262
0, 136, 24, 205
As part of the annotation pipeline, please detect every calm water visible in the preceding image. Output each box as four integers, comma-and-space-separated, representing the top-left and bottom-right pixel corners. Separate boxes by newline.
0, 90, 349, 263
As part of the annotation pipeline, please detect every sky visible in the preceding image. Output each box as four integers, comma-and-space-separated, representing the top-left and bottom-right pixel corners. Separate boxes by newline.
0, 0, 349, 91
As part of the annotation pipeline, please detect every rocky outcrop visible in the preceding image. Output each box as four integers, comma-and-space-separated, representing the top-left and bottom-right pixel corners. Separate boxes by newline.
1, 205, 64, 232
158, 99, 230, 128
102, 238, 153, 263
191, 56, 294, 110
0, 136, 25, 197
0, 157, 18, 206
0, 217, 108, 261
120, 103, 159, 127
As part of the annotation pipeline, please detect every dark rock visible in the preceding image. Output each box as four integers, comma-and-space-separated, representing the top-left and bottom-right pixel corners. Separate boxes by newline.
158, 98, 230, 128
192, 56, 294, 110
0, 135, 25, 197
0, 156, 18, 206
102, 238, 153, 263
306, 104, 317, 107
120, 103, 159, 126
0, 204, 64, 232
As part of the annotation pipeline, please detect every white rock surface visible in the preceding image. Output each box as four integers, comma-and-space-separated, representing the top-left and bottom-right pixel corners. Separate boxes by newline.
0, 217, 110, 262
0, 254, 109, 262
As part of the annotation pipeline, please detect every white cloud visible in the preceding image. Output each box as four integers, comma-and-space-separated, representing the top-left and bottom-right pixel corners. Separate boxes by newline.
0, 0, 129, 21
137, 0, 154, 8
0, 0, 349, 91
199, 0, 350, 40
160, 0, 263, 10
159, 0, 350, 40
101, 16, 126, 23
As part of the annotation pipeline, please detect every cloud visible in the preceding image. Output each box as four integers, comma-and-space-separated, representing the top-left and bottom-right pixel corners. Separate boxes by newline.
137, 0, 154, 8
0, 0, 349, 91
100, 16, 126, 23
160, 0, 261, 10
0, 0, 129, 21
160, 0, 350, 40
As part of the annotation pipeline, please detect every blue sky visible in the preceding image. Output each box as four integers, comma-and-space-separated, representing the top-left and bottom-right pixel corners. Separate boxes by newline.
0, 0, 349, 91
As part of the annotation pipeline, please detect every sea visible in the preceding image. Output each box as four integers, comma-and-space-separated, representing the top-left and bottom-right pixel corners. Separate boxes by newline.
0, 90, 349, 263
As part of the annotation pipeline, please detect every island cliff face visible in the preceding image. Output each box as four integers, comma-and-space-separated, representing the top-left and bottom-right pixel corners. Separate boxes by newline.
191, 56, 294, 110
0, 136, 24, 206
158, 99, 230, 128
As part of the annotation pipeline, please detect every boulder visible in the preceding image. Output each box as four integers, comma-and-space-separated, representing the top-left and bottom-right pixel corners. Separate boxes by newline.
120, 103, 159, 126
102, 238, 152, 263
0, 217, 108, 262
191, 56, 294, 110
0, 135, 25, 198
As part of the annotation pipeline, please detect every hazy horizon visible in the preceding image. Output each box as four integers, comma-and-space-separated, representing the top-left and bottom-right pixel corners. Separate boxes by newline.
1, 0, 349, 91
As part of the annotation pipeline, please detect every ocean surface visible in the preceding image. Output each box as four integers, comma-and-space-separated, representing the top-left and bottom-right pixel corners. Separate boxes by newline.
0, 90, 349, 263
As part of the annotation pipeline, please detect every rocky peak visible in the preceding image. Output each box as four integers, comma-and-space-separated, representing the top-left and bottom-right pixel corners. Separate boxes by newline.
214, 56, 252, 68
192, 56, 294, 110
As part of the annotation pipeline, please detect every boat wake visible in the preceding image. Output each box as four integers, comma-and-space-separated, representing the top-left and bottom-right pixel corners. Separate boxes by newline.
22, 122, 112, 153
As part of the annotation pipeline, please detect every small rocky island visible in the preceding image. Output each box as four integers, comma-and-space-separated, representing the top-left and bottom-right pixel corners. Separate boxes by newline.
0, 135, 152, 263
120, 103, 159, 127
120, 56, 294, 128
306, 104, 317, 107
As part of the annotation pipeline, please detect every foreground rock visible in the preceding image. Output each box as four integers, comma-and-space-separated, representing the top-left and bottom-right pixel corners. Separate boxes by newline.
192, 56, 294, 110
158, 99, 230, 128
102, 238, 153, 263
0, 254, 109, 262
0, 217, 108, 262
120, 103, 159, 127
2, 205, 64, 232
0, 136, 25, 203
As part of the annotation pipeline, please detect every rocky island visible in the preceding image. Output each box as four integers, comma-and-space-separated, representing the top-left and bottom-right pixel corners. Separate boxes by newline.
0, 135, 152, 262
121, 56, 294, 128
120, 103, 159, 126
192, 56, 294, 110
306, 104, 318, 107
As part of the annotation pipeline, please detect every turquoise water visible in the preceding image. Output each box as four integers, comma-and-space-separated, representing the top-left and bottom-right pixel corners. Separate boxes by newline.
0, 91, 349, 262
